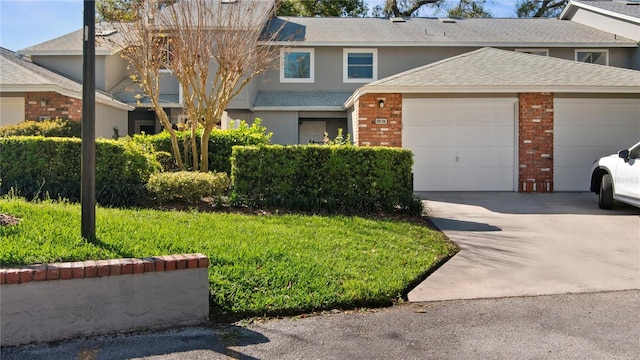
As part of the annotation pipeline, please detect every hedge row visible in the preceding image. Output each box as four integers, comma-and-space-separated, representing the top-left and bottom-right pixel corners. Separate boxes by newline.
0, 137, 160, 206
133, 120, 272, 173
231, 145, 422, 215
0, 118, 81, 138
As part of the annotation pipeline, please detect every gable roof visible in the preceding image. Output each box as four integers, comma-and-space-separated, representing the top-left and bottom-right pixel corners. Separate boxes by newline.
264, 16, 636, 47
20, 0, 277, 55
346, 47, 640, 106
560, 0, 640, 22
18, 23, 119, 56
0, 48, 132, 111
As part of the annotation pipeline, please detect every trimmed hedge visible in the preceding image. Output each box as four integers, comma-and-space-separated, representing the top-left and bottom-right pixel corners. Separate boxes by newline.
133, 120, 272, 173
147, 171, 230, 203
0, 137, 160, 206
231, 145, 422, 215
0, 118, 81, 138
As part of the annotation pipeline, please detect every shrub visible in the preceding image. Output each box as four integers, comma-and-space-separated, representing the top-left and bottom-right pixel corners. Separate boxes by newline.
133, 119, 272, 173
147, 171, 230, 203
231, 145, 423, 215
0, 137, 161, 206
0, 118, 81, 138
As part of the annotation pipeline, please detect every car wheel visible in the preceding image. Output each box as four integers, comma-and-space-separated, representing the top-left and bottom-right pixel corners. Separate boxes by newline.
599, 174, 614, 210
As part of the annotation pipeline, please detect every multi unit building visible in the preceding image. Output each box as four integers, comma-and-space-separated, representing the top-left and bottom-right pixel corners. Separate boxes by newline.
1, 0, 639, 191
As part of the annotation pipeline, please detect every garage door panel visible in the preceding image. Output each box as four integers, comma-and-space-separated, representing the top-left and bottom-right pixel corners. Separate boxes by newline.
404, 125, 514, 146
554, 125, 639, 145
412, 165, 515, 191
554, 99, 640, 191
403, 98, 516, 191
412, 145, 515, 167
554, 145, 621, 167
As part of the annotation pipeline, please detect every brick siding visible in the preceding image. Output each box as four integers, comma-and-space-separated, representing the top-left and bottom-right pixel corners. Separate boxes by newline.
355, 93, 402, 147
24, 91, 83, 121
518, 93, 554, 192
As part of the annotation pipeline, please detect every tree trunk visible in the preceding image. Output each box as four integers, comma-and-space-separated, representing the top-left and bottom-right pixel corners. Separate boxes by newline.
200, 126, 212, 172
157, 109, 184, 171
190, 119, 199, 171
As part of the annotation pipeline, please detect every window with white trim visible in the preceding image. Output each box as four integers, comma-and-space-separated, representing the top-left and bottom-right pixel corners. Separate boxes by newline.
343, 48, 377, 83
515, 49, 549, 56
575, 49, 608, 65
280, 48, 314, 83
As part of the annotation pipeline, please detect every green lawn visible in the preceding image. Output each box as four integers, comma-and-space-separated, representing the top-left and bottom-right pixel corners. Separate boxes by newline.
0, 198, 457, 320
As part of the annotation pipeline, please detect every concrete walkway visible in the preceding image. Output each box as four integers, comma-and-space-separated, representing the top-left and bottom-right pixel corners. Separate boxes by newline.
409, 192, 640, 302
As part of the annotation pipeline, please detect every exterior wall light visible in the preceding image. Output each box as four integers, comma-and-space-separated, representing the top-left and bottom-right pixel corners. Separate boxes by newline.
378, 99, 384, 108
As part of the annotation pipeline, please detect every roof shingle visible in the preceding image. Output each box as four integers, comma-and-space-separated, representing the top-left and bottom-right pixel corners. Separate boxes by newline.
359, 47, 640, 92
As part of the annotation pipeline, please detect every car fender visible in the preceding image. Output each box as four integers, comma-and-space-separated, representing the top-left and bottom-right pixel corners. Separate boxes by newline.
590, 155, 617, 193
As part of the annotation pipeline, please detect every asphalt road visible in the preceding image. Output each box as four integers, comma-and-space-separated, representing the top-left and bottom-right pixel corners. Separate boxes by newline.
2, 290, 639, 360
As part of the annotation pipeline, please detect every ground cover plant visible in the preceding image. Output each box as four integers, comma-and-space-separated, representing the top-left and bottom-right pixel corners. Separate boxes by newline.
0, 198, 457, 320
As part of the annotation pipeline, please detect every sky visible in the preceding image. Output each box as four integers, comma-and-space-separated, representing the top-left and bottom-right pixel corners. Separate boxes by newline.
0, 0, 519, 52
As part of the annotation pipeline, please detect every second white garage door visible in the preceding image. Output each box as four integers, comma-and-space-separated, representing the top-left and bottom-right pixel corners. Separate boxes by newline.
554, 98, 640, 191
403, 98, 517, 191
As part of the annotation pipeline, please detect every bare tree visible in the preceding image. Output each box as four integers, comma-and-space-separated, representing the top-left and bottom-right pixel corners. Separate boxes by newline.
110, 0, 283, 172
108, 1, 185, 170
516, 0, 567, 18
374, 0, 440, 17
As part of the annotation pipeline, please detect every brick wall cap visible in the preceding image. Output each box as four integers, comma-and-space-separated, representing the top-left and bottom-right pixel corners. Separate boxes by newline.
0, 254, 209, 285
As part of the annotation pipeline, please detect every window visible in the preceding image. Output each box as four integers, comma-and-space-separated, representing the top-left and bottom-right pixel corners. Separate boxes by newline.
575, 49, 608, 65
515, 49, 548, 56
154, 35, 173, 71
343, 49, 377, 83
281, 48, 314, 83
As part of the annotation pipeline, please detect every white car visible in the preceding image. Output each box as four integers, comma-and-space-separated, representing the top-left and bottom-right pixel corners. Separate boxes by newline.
590, 142, 640, 209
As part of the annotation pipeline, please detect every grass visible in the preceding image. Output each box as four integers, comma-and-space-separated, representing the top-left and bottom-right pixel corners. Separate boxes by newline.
0, 198, 457, 320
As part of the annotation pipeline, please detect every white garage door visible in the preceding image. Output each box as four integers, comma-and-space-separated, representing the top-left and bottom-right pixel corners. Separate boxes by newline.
403, 98, 517, 191
554, 98, 640, 191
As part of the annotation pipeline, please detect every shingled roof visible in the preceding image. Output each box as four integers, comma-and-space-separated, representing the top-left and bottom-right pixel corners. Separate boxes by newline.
0, 47, 132, 110
346, 47, 640, 105
265, 16, 636, 47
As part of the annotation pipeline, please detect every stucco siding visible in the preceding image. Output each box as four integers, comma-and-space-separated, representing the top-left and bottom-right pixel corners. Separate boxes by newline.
105, 54, 127, 92
96, 103, 128, 139
252, 111, 299, 144
33, 55, 108, 91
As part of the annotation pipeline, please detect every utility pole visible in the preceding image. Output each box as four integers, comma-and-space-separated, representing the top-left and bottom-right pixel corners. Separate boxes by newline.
81, 0, 96, 242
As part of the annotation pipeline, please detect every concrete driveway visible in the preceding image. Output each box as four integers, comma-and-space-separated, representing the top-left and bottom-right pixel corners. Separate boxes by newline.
409, 192, 640, 302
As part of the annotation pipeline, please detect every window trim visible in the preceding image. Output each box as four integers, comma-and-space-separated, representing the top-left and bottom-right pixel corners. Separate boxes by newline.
575, 49, 609, 66
343, 48, 378, 83
280, 48, 315, 83
515, 48, 549, 56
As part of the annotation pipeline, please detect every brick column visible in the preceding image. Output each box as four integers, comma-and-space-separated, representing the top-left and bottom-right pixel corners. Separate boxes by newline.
518, 93, 554, 192
25, 91, 83, 121
355, 93, 402, 147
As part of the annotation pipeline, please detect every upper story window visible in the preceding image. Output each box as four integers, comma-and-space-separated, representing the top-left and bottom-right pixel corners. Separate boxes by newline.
575, 49, 608, 65
281, 48, 314, 83
154, 35, 173, 72
515, 49, 548, 56
343, 48, 377, 83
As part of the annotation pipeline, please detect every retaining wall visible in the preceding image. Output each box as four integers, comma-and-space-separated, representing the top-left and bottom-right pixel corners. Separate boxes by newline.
0, 254, 210, 346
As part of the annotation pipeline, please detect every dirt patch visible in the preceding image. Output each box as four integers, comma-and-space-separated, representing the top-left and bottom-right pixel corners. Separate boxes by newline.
0, 213, 21, 227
